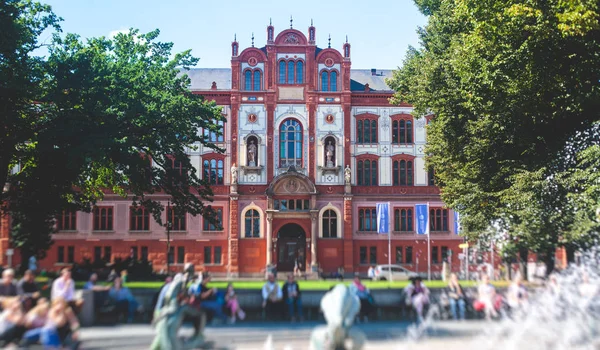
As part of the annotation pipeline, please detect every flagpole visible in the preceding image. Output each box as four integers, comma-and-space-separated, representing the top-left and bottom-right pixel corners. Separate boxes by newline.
427, 202, 431, 281
388, 202, 392, 283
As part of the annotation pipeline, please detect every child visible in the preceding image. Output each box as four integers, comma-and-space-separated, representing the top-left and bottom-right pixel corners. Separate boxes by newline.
225, 283, 245, 324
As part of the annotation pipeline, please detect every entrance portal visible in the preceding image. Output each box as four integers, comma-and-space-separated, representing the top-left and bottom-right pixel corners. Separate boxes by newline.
276, 223, 306, 272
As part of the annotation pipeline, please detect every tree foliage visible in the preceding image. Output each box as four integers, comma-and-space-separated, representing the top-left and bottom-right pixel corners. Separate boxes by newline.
1, 1, 224, 265
388, 0, 600, 259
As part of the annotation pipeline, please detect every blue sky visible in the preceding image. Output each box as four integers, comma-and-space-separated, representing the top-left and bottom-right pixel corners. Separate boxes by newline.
39, 0, 427, 69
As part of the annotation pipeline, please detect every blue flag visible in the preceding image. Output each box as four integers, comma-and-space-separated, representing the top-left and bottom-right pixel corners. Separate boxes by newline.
415, 204, 429, 235
454, 211, 461, 235
376, 203, 390, 234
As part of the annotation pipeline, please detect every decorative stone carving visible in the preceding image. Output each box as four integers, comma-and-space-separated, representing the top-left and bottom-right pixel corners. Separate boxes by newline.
415, 118, 427, 128
283, 33, 300, 44
344, 165, 351, 184
231, 163, 238, 184
247, 140, 257, 166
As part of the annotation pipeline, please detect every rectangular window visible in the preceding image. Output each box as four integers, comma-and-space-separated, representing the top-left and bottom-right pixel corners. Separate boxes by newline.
177, 246, 185, 264
57, 210, 77, 231
168, 208, 187, 231
203, 119, 225, 143
104, 247, 112, 263
356, 119, 378, 144
430, 208, 449, 232
214, 246, 222, 264
358, 208, 377, 231
141, 246, 148, 261
359, 246, 367, 265
57, 246, 65, 263
168, 246, 174, 265
204, 246, 212, 264
369, 246, 377, 265
395, 247, 403, 264
432, 246, 439, 264
130, 246, 138, 261
93, 207, 113, 231
394, 208, 414, 232
203, 208, 223, 231
94, 246, 102, 263
406, 246, 413, 264
67, 246, 75, 264
442, 246, 449, 262
129, 206, 150, 231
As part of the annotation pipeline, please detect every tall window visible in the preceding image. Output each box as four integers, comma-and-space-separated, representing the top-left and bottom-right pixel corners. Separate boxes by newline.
357, 158, 378, 186
359, 246, 367, 264
320, 71, 338, 91
406, 246, 413, 264
393, 159, 414, 186
244, 70, 252, 90
253, 70, 261, 91
203, 208, 223, 231
203, 119, 224, 142
430, 208, 449, 231
392, 119, 413, 144
214, 246, 222, 264
356, 118, 378, 144
141, 246, 149, 261
67, 246, 75, 264
322, 209, 337, 238
244, 209, 260, 238
395, 247, 403, 264
168, 207, 186, 231
279, 119, 303, 168
204, 246, 212, 264
104, 246, 112, 263
369, 246, 377, 265
432, 246, 439, 264
94, 246, 102, 262
57, 246, 65, 263
321, 71, 329, 91
279, 60, 303, 84
177, 246, 185, 264
57, 210, 77, 231
93, 207, 113, 231
130, 207, 150, 231
203, 157, 224, 185
167, 156, 189, 186
296, 61, 303, 84
394, 208, 413, 232
244, 69, 261, 91
358, 208, 377, 231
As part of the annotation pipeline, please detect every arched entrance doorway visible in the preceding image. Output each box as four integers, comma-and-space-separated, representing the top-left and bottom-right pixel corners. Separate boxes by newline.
277, 223, 306, 272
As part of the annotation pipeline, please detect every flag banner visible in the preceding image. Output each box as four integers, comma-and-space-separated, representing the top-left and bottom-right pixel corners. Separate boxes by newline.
416, 204, 429, 235
454, 211, 461, 235
376, 203, 390, 234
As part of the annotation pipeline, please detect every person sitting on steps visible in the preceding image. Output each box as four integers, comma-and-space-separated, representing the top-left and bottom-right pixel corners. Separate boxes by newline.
282, 274, 303, 322
261, 273, 283, 320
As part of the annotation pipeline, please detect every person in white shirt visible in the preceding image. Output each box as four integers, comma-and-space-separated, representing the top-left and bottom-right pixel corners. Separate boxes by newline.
367, 266, 376, 280
51, 268, 81, 312
261, 273, 283, 320
476, 274, 499, 320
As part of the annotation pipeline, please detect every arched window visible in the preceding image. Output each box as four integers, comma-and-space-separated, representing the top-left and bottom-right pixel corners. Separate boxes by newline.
244, 70, 252, 91
392, 118, 414, 144
357, 158, 378, 185
330, 71, 337, 91
253, 70, 261, 91
203, 157, 224, 185
279, 61, 286, 84
244, 209, 260, 238
279, 119, 303, 168
321, 71, 329, 92
322, 209, 337, 238
393, 159, 414, 186
296, 61, 303, 84
287, 61, 295, 84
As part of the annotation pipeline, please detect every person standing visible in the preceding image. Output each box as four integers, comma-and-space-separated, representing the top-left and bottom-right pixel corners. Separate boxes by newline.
282, 274, 303, 322
367, 266, 376, 280
446, 273, 466, 320
51, 268, 82, 313
190, 273, 227, 324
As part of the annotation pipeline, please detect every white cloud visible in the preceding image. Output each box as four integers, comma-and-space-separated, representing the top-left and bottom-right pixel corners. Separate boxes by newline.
108, 29, 129, 39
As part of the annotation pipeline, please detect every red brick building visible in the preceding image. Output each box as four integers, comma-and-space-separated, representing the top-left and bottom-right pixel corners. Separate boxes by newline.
1, 23, 468, 276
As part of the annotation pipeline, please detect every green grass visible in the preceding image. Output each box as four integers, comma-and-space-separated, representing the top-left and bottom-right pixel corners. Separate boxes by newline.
73, 279, 510, 290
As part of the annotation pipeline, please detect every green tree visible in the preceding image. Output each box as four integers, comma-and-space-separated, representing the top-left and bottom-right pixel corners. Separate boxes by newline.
1, 1, 224, 268
388, 0, 600, 272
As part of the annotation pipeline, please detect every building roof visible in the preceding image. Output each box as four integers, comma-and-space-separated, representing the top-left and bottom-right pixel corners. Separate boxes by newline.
181, 68, 394, 92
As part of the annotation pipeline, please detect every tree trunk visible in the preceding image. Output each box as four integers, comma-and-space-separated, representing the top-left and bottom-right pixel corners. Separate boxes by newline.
518, 247, 528, 281
543, 247, 555, 277
566, 245, 575, 264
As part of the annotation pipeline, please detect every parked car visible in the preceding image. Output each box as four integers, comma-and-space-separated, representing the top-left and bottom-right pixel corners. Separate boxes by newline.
373, 264, 419, 281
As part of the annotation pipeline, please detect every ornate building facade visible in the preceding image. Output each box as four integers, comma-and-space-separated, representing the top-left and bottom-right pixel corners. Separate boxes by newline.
1, 23, 465, 276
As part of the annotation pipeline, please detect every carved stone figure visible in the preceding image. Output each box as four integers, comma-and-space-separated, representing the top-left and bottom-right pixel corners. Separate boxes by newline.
247, 140, 257, 166
151, 273, 207, 350
231, 163, 238, 184
344, 165, 351, 184
326, 141, 335, 167
310, 284, 366, 350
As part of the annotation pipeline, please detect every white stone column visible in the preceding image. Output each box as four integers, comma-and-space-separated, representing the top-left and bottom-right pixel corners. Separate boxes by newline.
310, 210, 318, 266
266, 212, 273, 266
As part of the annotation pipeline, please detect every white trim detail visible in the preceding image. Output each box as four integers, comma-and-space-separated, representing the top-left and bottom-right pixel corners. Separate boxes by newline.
318, 203, 342, 239
240, 203, 264, 239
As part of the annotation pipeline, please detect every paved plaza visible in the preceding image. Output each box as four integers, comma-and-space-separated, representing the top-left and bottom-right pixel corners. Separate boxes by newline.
79, 321, 487, 350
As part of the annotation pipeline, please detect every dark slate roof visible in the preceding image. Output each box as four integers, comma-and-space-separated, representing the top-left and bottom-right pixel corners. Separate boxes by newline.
180, 68, 394, 92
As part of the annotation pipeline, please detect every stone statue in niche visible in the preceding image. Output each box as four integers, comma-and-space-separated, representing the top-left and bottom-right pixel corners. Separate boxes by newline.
345, 165, 351, 184
325, 141, 335, 167
231, 163, 238, 184
247, 139, 257, 166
